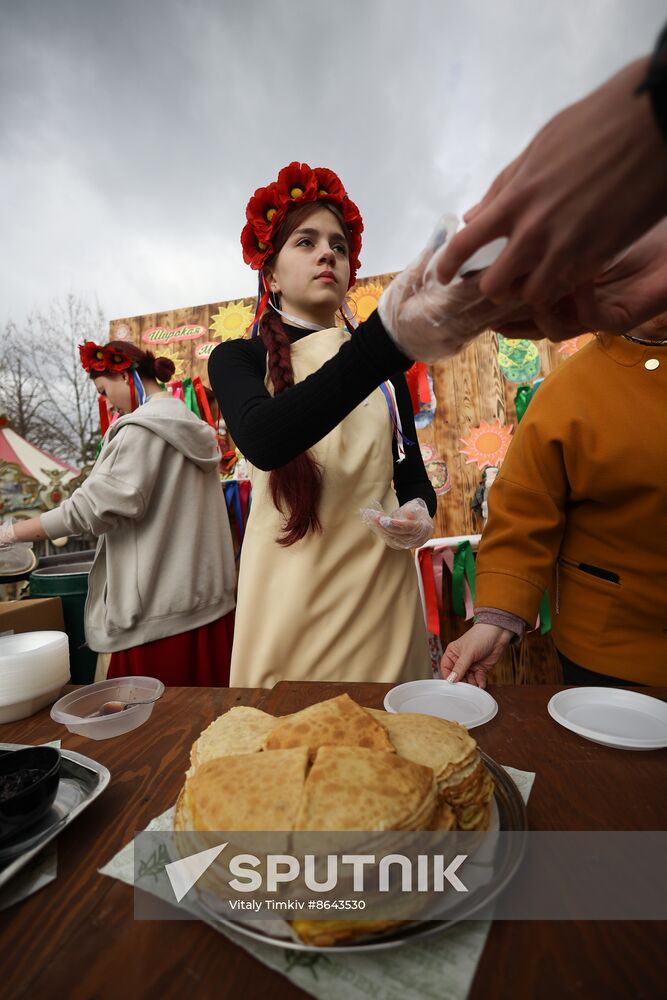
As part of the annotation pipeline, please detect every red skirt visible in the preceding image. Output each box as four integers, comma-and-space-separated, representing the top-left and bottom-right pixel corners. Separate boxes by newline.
107, 611, 234, 687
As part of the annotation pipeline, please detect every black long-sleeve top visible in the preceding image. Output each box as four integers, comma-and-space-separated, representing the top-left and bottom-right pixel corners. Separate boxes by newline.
208, 310, 437, 517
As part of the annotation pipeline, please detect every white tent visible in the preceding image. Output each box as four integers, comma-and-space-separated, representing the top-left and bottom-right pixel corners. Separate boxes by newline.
0, 415, 79, 516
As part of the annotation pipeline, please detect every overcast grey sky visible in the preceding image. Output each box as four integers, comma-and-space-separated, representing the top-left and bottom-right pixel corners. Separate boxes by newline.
1, 0, 665, 326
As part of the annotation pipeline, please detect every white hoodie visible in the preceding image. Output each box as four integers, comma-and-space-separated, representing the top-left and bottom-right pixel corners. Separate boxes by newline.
41, 393, 236, 653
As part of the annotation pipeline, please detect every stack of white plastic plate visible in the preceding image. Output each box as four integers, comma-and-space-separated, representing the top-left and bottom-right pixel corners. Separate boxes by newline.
0, 631, 71, 723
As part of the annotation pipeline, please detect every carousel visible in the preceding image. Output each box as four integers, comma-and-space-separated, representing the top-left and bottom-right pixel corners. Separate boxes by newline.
0, 413, 82, 516
0, 414, 90, 588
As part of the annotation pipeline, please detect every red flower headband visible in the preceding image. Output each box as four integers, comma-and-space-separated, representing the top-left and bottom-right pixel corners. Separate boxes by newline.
79, 342, 135, 374
240, 162, 363, 288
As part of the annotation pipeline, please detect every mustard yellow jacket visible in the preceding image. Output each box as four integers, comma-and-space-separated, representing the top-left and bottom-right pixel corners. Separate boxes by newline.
475, 335, 667, 684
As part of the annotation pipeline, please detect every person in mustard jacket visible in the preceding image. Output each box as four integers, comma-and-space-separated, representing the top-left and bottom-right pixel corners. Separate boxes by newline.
440, 313, 667, 687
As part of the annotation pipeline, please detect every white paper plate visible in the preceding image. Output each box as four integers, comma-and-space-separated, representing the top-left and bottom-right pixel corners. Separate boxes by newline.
547, 687, 667, 750
383, 679, 498, 729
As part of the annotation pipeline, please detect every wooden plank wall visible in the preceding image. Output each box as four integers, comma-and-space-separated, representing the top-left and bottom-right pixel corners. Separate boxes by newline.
427, 332, 567, 684
111, 277, 589, 685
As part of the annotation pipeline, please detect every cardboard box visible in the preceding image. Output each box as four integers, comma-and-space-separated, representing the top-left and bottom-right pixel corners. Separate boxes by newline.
0, 597, 65, 636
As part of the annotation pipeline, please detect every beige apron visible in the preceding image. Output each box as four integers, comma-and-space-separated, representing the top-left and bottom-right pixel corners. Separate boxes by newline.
230, 326, 431, 688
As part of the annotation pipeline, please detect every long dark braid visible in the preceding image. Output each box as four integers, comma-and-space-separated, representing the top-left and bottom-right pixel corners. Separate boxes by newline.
259, 310, 323, 546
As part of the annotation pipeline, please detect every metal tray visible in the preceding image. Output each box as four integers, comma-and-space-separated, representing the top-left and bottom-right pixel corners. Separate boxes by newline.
0, 742, 110, 889
198, 753, 528, 953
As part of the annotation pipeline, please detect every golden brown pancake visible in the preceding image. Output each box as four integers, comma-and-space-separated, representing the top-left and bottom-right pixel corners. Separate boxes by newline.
182, 747, 309, 831
367, 708, 477, 780
189, 706, 277, 774
296, 745, 437, 832
264, 694, 395, 758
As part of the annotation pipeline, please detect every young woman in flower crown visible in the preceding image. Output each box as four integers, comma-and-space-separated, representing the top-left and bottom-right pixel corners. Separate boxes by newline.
0, 341, 236, 685
208, 162, 437, 687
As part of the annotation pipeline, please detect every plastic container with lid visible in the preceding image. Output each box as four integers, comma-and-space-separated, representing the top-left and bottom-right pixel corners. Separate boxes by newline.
50, 676, 164, 740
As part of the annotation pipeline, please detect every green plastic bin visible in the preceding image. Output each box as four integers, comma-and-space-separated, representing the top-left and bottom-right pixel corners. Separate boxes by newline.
30, 562, 97, 684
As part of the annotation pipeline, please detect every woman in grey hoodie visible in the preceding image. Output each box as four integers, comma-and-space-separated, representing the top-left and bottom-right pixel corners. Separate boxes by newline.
0, 341, 236, 685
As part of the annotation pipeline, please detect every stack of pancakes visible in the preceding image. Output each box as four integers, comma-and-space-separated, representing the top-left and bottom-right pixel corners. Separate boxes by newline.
366, 709, 495, 832
175, 693, 494, 946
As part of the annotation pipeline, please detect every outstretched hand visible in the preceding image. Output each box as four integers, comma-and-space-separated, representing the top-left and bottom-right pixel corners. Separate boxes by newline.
493, 219, 667, 341
435, 58, 667, 309
440, 623, 513, 688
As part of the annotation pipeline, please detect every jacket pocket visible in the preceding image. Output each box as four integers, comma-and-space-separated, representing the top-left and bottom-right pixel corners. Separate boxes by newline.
555, 559, 621, 645
104, 525, 143, 633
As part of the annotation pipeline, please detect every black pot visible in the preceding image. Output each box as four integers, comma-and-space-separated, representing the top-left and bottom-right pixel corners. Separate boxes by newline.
0, 746, 61, 842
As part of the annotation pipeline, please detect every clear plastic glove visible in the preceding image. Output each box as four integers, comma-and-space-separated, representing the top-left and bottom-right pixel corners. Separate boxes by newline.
360, 498, 434, 550
0, 519, 19, 548
378, 215, 531, 363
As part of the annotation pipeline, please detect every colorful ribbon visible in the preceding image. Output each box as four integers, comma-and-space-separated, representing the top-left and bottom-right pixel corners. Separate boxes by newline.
515, 378, 544, 423
192, 376, 215, 428
223, 480, 252, 551
169, 380, 185, 402
181, 377, 201, 419
379, 380, 414, 463
538, 591, 552, 634
514, 384, 534, 423
224, 481, 244, 544
441, 547, 475, 620
452, 540, 476, 618
132, 371, 146, 408
249, 273, 271, 337
417, 362, 430, 407
417, 548, 441, 635
96, 395, 123, 453
405, 362, 431, 417
98, 395, 110, 436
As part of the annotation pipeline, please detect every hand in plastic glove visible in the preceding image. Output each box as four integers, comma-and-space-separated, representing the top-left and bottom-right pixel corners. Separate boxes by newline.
0, 520, 19, 548
378, 216, 530, 363
360, 498, 434, 550
440, 623, 513, 688
0, 516, 42, 547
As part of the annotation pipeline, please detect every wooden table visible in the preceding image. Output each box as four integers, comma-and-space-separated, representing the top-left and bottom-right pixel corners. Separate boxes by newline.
1, 682, 666, 999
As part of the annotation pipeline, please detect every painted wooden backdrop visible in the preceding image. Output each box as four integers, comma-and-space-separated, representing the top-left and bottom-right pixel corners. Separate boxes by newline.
110, 277, 592, 683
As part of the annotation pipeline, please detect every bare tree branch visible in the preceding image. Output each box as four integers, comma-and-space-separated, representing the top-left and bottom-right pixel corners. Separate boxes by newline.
1, 295, 106, 467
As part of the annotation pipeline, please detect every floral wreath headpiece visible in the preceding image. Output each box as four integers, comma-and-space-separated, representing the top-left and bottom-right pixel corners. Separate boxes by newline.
79, 341, 147, 430
241, 162, 363, 333
79, 341, 136, 375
